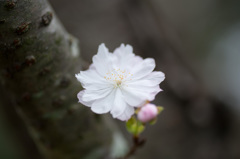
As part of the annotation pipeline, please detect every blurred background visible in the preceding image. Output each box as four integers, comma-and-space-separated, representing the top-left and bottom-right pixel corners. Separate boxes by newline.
1, 0, 240, 158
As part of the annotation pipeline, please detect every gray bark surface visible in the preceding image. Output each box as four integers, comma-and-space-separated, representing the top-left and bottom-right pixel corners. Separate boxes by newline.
0, 0, 117, 158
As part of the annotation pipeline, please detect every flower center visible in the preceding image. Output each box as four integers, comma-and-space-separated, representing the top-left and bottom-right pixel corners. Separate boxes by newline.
116, 80, 122, 86
104, 68, 133, 88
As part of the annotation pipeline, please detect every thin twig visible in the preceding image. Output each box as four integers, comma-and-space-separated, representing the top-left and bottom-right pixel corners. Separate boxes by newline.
121, 136, 146, 159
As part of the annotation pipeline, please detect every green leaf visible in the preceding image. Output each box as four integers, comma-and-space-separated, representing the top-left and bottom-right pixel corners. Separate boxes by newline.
149, 118, 157, 125
126, 117, 145, 136
136, 121, 145, 135
126, 117, 137, 134
157, 106, 164, 114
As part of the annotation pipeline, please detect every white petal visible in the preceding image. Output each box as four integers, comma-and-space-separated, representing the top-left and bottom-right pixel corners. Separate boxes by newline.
115, 106, 135, 121
113, 44, 134, 68
131, 71, 165, 87
110, 89, 126, 118
91, 90, 116, 114
75, 68, 105, 88
77, 90, 93, 107
131, 58, 156, 80
144, 71, 165, 84
122, 87, 148, 107
98, 43, 109, 57
113, 44, 150, 72
125, 82, 161, 102
123, 71, 164, 102
113, 44, 134, 57
131, 55, 143, 65
92, 44, 117, 75
82, 87, 112, 102
83, 83, 112, 91
146, 85, 162, 101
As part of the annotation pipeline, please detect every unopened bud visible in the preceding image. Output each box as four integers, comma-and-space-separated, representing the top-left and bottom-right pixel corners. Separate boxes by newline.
137, 103, 158, 123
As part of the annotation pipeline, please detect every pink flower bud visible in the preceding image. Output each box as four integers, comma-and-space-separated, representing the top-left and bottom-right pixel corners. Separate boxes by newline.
137, 103, 158, 123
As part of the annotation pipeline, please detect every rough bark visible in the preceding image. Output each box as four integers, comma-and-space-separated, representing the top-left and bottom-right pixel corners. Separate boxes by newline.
0, 0, 123, 159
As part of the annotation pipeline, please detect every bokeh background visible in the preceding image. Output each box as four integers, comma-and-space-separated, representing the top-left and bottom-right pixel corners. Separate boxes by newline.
1, 0, 240, 158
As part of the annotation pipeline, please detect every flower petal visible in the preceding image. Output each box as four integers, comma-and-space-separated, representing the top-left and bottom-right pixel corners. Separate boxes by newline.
131, 58, 156, 80
123, 71, 164, 102
113, 44, 147, 74
91, 90, 116, 114
114, 44, 133, 55
125, 82, 161, 102
110, 89, 126, 118
77, 90, 92, 107
92, 43, 117, 76
76, 68, 105, 88
131, 71, 165, 87
113, 44, 135, 68
122, 87, 148, 107
137, 103, 158, 123
115, 106, 135, 121
146, 71, 165, 84
82, 87, 112, 102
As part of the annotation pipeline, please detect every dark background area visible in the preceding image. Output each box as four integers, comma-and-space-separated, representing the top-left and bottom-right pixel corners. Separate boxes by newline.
1, 0, 240, 158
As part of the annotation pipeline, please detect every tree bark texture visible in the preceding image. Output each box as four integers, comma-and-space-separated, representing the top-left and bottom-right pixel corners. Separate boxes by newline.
0, 0, 119, 158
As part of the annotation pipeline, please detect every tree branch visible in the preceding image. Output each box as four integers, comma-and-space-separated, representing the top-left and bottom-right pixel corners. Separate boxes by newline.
0, 0, 121, 158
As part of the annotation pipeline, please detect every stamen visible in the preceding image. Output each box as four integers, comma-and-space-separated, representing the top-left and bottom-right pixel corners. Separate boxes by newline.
104, 68, 132, 87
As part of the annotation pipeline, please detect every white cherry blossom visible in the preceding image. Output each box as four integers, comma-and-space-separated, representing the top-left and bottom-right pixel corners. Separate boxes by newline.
75, 43, 165, 121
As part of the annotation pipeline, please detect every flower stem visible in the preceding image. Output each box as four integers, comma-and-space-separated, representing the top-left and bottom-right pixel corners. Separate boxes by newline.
121, 135, 146, 159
